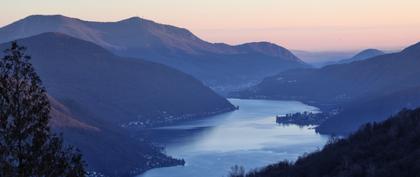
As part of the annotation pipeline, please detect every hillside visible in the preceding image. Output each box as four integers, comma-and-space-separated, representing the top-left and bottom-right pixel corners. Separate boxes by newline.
317, 86, 420, 134
0, 15, 307, 92
0, 33, 235, 176
235, 108, 420, 177
49, 97, 183, 177
338, 49, 385, 64
234, 42, 420, 135
1, 32, 235, 127
236, 42, 420, 104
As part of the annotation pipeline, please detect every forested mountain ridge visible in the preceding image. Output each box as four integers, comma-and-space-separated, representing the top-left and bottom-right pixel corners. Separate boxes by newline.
233, 108, 420, 177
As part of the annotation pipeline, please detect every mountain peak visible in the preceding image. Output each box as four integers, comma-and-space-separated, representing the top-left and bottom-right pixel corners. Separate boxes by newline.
337, 48, 385, 64
25, 14, 66, 19
236, 41, 303, 62
21, 14, 77, 23
241, 41, 278, 46
352, 48, 384, 59
118, 16, 143, 23
15, 32, 114, 56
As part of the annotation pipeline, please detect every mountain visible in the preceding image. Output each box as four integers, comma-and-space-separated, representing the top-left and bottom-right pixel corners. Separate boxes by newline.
2, 32, 235, 127
235, 108, 420, 177
317, 86, 420, 134
338, 49, 385, 64
0, 32, 235, 176
234, 42, 420, 134
0, 15, 307, 92
48, 95, 99, 131
292, 50, 355, 68
49, 96, 183, 177
293, 49, 385, 68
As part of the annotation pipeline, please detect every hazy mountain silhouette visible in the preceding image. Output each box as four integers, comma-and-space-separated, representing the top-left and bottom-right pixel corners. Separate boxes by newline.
235, 42, 420, 134
338, 49, 385, 64
0, 15, 307, 92
0, 32, 236, 176
292, 50, 355, 67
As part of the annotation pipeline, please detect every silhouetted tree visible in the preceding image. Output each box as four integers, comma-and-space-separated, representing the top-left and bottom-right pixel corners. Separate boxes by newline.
228, 165, 245, 177
0, 42, 85, 177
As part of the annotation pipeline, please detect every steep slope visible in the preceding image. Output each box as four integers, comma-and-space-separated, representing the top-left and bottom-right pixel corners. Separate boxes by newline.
317, 86, 420, 134
0, 15, 307, 92
235, 42, 420, 135
49, 96, 182, 177
0, 33, 235, 176
1, 32, 235, 127
239, 108, 420, 177
338, 49, 385, 64
48, 95, 99, 131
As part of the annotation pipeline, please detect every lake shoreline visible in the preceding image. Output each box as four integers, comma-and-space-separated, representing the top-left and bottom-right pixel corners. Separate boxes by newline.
138, 99, 328, 177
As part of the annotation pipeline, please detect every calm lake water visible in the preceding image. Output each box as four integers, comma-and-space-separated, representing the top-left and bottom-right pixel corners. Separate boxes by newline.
140, 99, 329, 177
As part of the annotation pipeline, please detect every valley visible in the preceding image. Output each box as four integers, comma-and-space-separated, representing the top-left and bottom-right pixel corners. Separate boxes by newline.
1, 4, 419, 176
139, 99, 328, 177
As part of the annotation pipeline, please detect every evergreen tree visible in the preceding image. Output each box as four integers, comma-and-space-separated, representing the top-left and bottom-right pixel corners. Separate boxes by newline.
0, 42, 86, 177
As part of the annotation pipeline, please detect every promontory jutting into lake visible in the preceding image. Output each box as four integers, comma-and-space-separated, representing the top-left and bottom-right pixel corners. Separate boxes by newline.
140, 99, 328, 177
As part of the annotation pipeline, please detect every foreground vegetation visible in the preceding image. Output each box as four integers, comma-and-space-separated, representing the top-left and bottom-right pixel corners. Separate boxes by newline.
231, 108, 420, 177
0, 42, 85, 176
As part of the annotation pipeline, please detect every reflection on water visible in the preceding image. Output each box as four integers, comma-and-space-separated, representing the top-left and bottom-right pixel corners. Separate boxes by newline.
140, 99, 329, 177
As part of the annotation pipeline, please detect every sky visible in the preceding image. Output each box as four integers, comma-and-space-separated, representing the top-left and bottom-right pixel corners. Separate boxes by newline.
1, 0, 420, 51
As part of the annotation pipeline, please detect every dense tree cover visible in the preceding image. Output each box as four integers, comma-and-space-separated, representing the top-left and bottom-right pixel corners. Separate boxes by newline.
0, 42, 85, 177
276, 110, 335, 126
231, 108, 420, 177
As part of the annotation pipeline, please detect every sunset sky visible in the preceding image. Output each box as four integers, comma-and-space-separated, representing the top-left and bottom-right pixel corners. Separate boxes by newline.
2, 0, 420, 51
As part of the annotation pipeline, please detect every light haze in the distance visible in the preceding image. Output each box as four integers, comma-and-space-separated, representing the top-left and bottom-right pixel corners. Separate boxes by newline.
1, 0, 420, 51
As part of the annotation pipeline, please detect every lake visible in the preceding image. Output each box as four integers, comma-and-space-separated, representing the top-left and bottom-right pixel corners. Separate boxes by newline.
140, 99, 329, 177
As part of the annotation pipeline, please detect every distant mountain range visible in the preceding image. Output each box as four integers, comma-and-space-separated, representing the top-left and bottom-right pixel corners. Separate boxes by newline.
0, 15, 307, 93
292, 50, 355, 67
337, 49, 385, 64
0, 32, 235, 176
234, 42, 420, 134
294, 49, 386, 67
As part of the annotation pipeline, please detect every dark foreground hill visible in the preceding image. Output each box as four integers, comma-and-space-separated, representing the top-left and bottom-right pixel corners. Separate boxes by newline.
49, 97, 183, 177
234, 108, 420, 177
317, 86, 420, 134
0, 33, 235, 176
0, 15, 307, 92
235, 42, 420, 135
